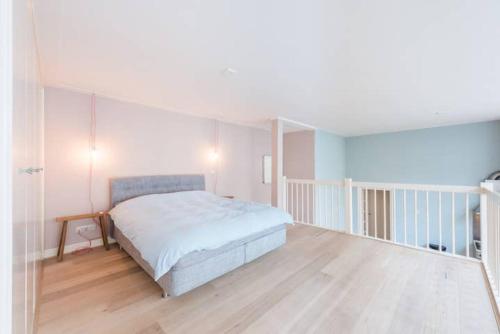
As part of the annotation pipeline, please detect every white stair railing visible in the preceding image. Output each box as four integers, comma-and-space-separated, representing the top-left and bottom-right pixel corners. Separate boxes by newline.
284, 178, 347, 232
351, 181, 481, 258
285, 178, 481, 259
481, 183, 500, 309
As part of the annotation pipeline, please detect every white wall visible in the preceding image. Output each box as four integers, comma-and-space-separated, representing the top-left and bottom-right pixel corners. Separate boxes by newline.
44, 87, 271, 251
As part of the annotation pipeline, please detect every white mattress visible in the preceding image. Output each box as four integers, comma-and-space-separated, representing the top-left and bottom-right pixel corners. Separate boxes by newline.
109, 191, 293, 280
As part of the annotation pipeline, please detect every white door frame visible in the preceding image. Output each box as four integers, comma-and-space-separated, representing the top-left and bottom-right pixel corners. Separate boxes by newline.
272, 117, 317, 209
0, 0, 13, 333
271, 119, 283, 208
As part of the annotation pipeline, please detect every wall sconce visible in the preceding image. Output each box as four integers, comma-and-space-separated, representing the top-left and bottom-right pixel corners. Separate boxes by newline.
208, 149, 219, 163
90, 147, 99, 161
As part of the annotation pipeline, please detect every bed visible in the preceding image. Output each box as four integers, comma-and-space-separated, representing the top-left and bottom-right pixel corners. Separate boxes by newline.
108, 174, 293, 297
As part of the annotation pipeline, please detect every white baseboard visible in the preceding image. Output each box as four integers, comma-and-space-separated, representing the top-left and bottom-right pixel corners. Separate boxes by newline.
43, 237, 116, 259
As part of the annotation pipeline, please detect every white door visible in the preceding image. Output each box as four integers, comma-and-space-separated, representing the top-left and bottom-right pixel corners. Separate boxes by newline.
11, 0, 44, 332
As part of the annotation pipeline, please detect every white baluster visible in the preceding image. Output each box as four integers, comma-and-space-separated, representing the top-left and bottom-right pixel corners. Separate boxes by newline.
414, 190, 418, 247
374, 189, 378, 239
452, 192, 456, 255
465, 193, 469, 257
438, 192, 442, 252
403, 190, 407, 245
392, 189, 396, 243
364, 188, 368, 236
301, 183, 304, 224
426, 191, 429, 249
383, 189, 387, 240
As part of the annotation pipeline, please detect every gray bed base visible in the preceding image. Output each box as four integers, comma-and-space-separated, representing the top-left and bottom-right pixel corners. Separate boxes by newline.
109, 174, 287, 297
114, 224, 286, 297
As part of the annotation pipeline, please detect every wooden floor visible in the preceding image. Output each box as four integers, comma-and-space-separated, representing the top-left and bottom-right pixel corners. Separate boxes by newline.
38, 224, 498, 334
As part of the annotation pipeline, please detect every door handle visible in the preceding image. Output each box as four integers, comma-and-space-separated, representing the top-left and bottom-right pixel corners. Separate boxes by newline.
18, 167, 43, 174
19, 168, 33, 174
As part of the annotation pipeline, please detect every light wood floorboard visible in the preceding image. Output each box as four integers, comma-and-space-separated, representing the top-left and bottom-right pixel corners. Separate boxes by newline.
38, 224, 499, 334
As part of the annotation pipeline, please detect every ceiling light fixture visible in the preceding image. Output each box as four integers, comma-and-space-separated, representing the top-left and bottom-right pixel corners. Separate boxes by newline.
222, 67, 238, 76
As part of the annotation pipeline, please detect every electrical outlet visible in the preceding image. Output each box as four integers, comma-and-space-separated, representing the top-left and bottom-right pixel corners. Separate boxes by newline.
76, 224, 97, 234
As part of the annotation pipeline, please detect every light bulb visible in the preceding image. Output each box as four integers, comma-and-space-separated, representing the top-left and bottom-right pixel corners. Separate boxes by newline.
208, 150, 219, 162
90, 147, 99, 160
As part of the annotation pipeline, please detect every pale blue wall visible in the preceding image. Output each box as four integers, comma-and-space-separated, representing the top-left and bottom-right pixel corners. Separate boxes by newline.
314, 130, 346, 180
346, 121, 500, 186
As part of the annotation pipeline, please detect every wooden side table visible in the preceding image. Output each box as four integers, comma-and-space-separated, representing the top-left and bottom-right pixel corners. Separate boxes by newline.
55, 211, 110, 262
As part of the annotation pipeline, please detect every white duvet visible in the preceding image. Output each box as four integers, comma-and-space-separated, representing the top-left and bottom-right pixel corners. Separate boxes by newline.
109, 191, 293, 280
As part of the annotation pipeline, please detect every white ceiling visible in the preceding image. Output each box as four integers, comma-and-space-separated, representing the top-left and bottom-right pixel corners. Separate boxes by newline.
34, 0, 500, 136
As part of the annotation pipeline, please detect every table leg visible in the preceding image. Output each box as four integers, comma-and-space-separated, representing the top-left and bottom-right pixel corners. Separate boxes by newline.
99, 215, 110, 250
57, 220, 68, 262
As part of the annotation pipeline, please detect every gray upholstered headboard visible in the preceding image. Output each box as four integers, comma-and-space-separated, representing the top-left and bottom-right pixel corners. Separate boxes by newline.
110, 174, 205, 207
